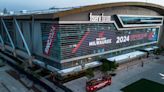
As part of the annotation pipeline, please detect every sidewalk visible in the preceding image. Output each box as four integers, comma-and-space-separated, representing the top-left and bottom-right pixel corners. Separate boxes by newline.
98, 54, 164, 92
116, 55, 155, 72
64, 54, 164, 92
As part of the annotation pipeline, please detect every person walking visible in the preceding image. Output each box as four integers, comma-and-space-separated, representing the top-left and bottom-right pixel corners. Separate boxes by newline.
141, 61, 144, 67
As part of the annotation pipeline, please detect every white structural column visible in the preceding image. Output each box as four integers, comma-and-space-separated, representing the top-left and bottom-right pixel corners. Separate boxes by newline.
0, 35, 4, 45
0, 34, 4, 50
31, 15, 34, 52
1, 18, 15, 50
13, 18, 31, 56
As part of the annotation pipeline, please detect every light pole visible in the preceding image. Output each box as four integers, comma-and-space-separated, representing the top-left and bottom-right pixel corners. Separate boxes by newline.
127, 56, 130, 71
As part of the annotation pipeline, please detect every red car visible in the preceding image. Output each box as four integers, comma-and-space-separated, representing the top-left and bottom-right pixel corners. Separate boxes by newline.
86, 75, 112, 92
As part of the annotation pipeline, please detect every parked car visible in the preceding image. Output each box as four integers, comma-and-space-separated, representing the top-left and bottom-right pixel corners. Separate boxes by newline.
86, 75, 112, 92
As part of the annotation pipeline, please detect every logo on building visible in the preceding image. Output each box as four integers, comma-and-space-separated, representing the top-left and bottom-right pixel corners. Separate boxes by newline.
44, 25, 58, 55
89, 32, 112, 46
89, 13, 111, 22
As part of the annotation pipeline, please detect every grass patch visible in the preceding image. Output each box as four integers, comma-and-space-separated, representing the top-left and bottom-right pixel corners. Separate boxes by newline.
121, 79, 164, 92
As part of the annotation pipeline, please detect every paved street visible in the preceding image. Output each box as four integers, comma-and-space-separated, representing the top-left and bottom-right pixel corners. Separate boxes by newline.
0, 65, 29, 92
64, 55, 164, 92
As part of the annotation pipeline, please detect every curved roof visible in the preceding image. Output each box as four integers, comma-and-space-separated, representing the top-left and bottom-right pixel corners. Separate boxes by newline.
53, 2, 164, 18
2, 2, 164, 19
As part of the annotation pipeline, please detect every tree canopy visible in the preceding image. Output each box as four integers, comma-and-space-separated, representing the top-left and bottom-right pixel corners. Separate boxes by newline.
100, 58, 119, 72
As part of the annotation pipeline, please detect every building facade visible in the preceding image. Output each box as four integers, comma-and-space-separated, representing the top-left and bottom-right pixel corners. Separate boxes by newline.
0, 2, 164, 76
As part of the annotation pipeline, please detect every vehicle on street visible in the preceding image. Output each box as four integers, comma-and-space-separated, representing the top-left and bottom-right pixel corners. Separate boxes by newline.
86, 75, 112, 92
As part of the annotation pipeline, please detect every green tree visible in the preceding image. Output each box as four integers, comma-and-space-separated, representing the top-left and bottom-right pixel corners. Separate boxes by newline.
85, 68, 94, 79
100, 58, 119, 73
153, 48, 162, 55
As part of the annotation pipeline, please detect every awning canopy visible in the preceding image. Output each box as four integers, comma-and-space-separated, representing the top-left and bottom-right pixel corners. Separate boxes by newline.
107, 51, 146, 63
58, 61, 102, 76
144, 46, 159, 51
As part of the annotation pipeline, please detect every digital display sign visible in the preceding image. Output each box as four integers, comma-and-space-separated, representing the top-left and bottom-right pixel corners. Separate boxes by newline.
70, 28, 159, 55
47, 23, 160, 60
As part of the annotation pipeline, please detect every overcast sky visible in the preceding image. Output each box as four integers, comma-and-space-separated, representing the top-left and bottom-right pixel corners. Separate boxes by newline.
1, 0, 164, 11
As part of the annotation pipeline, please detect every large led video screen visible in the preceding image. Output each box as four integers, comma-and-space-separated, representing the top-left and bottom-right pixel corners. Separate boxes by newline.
42, 23, 159, 60
61, 27, 159, 59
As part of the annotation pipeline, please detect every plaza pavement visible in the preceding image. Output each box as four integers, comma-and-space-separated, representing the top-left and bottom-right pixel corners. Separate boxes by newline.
64, 54, 164, 92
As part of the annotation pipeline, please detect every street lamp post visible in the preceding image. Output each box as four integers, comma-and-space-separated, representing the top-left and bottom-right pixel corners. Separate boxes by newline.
127, 56, 130, 71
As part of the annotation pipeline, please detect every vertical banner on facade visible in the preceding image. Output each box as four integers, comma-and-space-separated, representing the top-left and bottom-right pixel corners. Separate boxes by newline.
44, 24, 58, 55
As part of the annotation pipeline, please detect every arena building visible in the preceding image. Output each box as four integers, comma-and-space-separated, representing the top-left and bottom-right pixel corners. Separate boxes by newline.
0, 2, 164, 76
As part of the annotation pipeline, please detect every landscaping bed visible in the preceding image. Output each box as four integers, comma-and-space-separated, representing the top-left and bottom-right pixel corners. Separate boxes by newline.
121, 79, 164, 92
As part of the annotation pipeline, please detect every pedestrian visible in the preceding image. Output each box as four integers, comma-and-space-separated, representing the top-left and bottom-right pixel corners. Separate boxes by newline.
141, 61, 144, 67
